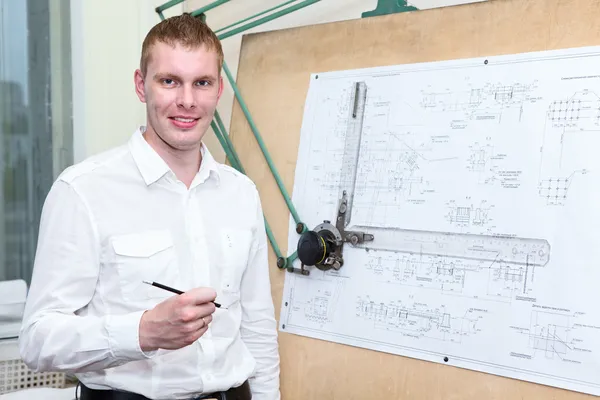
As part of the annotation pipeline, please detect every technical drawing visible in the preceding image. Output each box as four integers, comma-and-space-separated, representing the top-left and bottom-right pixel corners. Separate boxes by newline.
282, 274, 345, 329
537, 170, 587, 206
363, 245, 544, 301
547, 90, 600, 131
529, 310, 572, 359
355, 295, 484, 343
466, 141, 501, 185
445, 199, 494, 231
365, 251, 467, 294
486, 261, 538, 300
467, 142, 495, 174
283, 46, 600, 397
306, 295, 331, 323
508, 308, 596, 363
420, 80, 539, 127
303, 282, 344, 325
349, 129, 469, 228
537, 90, 600, 205
350, 141, 435, 228
464, 140, 523, 190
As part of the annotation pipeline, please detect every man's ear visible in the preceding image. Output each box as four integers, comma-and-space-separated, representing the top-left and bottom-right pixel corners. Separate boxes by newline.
134, 69, 147, 103
217, 74, 224, 101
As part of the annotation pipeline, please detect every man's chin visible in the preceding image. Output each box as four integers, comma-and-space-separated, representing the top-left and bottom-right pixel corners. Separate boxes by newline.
167, 132, 205, 151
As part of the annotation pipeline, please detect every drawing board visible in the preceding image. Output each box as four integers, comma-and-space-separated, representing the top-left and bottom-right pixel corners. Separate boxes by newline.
228, 0, 600, 398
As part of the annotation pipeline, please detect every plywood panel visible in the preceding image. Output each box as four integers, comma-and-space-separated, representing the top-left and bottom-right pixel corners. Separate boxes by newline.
227, 0, 600, 398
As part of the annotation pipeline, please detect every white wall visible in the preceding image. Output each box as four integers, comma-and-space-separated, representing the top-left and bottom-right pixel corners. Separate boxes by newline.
71, 0, 485, 163
69, 0, 183, 163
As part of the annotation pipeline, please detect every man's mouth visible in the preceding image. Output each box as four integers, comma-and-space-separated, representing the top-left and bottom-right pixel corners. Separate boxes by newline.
171, 117, 197, 122
169, 116, 200, 129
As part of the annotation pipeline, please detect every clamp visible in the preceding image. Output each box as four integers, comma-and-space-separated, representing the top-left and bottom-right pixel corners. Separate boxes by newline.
291, 190, 374, 275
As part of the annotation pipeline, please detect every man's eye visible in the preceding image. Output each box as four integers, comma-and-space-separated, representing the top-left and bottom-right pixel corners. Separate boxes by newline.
162, 79, 174, 85
196, 80, 210, 86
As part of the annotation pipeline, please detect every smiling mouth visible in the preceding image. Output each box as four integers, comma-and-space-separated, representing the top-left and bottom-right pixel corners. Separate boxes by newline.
170, 117, 198, 122
168, 116, 201, 129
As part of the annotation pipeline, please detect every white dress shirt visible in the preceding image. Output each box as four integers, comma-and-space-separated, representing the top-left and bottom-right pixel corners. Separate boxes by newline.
18, 127, 280, 400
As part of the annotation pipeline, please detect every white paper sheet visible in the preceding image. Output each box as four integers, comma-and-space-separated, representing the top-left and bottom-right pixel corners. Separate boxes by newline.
279, 45, 600, 396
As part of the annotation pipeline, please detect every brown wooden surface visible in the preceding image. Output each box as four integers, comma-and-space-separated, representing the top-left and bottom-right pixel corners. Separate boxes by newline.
228, 0, 600, 398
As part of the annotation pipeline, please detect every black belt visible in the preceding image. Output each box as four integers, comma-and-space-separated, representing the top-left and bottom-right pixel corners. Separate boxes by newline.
78, 380, 251, 400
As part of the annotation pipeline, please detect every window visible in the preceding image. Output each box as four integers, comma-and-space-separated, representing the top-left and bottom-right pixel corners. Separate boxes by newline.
0, 0, 73, 284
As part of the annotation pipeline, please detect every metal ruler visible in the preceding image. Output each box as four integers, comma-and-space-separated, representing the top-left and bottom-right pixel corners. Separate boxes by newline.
339, 81, 368, 228
354, 227, 551, 267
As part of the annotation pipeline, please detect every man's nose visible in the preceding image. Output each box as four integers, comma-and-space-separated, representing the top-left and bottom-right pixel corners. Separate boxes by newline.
176, 85, 196, 109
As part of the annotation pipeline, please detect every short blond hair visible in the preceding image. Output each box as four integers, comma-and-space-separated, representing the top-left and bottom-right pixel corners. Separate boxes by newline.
140, 13, 224, 77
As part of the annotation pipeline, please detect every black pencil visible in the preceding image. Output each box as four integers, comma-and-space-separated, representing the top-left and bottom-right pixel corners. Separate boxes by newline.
143, 280, 222, 308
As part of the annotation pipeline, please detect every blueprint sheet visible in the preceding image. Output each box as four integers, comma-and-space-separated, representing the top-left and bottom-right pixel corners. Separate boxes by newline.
279, 46, 600, 396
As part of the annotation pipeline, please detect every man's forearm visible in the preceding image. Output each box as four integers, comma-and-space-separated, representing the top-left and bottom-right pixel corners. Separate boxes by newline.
19, 309, 154, 373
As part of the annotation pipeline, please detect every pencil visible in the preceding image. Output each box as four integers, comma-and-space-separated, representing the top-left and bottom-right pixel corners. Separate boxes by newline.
143, 280, 222, 308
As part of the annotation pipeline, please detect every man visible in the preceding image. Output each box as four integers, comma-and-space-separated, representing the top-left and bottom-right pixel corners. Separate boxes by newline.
18, 13, 280, 400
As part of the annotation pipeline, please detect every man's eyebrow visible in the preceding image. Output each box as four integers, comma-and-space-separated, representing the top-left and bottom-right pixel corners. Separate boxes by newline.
153, 73, 180, 81
194, 74, 218, 81
153, 73, 217, 82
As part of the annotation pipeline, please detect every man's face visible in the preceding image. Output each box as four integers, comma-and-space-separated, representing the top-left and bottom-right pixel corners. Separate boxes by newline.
134, 41, 223, 152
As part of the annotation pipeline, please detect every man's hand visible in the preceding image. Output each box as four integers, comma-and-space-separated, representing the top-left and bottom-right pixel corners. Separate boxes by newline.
138, 287, 217, 352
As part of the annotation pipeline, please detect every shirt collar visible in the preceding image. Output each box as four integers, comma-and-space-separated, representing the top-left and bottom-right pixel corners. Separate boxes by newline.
129, 126, 221, 187
194, 140, 221, 187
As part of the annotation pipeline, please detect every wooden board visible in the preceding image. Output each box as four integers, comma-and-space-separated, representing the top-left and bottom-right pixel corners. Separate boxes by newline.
227, 0, 600, 398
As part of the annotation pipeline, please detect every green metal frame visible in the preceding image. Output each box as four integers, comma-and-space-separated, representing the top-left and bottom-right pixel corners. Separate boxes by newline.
153, 0, 419, 271
362, 0, 418, 18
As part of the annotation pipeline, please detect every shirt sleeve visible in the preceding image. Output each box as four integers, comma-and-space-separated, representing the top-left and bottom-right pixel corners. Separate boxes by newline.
18, 179, 155, 373
239, 187, 281, 400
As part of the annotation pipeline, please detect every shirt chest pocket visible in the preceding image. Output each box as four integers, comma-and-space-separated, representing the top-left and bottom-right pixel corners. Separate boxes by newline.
109, 230, 180, 302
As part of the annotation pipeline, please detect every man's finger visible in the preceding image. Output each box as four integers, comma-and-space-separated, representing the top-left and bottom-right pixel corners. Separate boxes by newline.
184, 324, 209, 346
184, 287, 217, 305
177, 302, 215, 323
182, 314, 212, 334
